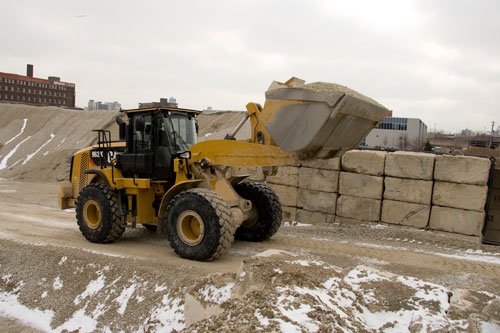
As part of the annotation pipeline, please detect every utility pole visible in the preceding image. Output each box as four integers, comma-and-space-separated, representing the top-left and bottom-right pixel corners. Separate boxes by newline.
488, 121, 495, 149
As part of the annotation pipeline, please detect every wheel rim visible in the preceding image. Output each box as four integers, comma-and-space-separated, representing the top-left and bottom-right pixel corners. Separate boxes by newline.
176, 210, 204, 246
83, 200, 101, 229
241, 206, 258, 228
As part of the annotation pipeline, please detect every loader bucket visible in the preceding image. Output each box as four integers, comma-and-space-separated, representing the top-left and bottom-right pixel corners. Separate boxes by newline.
263, 79, 388, 160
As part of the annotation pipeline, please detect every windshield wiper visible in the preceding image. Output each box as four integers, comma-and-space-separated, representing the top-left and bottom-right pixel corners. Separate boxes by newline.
167, 117, 188, 151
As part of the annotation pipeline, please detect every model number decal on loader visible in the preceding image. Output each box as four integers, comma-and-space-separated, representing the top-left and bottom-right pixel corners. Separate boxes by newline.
90, 149, 117, 166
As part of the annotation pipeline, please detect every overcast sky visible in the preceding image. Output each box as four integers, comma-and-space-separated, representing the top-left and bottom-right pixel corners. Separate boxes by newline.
1, 0, 499, 133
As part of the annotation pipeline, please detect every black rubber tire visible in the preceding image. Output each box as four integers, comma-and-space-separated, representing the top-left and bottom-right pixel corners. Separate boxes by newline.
143, 224, 157, 232
234, 181, 282, 242
76, 183, 125, 243
166, 188, 235, 261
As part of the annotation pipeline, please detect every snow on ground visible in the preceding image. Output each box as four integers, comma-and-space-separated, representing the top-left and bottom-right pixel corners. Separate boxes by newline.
0, 212, 75, 229
5, 118, 28, 145
259, 263, 463, 332
283, 221, 313, 227
0, 136, 31, 169
188, 255, 500, 332
199, 282, 234, 305
0, 265, 185, 332
1, 247, 500, 332
22, 133, 55, 165
355, 241, 500, 266
0, 291, 54, 332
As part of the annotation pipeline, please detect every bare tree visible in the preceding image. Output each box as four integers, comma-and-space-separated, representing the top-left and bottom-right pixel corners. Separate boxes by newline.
397, 134, 408, 150
409, 137, 424, 151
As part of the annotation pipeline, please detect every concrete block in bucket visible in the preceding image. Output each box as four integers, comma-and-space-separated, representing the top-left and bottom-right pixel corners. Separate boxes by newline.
263, 78, 388, 160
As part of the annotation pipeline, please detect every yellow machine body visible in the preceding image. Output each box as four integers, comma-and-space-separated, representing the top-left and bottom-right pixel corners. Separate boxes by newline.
58, 138, 294, 228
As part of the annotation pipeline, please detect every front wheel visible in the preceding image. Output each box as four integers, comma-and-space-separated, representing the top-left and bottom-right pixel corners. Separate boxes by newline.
165, 188, 235, 261
234, 181, 282, 242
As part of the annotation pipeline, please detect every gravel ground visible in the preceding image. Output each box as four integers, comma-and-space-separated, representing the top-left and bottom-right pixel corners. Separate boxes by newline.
0, 180, 499, 331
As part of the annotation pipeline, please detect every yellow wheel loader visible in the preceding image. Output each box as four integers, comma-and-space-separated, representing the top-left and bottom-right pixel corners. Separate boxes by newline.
58, 78, 388, 261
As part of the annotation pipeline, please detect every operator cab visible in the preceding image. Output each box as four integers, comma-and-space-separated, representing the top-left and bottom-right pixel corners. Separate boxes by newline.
116, 107, 200, 181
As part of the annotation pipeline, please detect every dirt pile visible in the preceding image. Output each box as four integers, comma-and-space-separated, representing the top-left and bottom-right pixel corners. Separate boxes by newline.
184, 250, 499, 331
0, 104, 247, 182
0, 104, 120, 182
2, 239, 499, 332
197, 111, 250, 141
302, 81, 386, 108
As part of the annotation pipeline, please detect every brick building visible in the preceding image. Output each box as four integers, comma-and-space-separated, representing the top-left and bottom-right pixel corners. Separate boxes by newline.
0, 64, 76, 107
139, 97, 178, 109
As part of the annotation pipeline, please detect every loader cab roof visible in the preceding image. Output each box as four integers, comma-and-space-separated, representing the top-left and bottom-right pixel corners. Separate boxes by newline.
123, 106, 201, 118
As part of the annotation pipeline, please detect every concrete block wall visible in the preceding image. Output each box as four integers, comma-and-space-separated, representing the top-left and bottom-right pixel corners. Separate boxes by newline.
429, 155, 489, 236
266, 159, 340, 223
263, 150, 492, 237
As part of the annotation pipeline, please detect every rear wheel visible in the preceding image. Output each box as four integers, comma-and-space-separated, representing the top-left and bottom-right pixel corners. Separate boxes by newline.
76, 183, 125, 243
166, 188, 235, 261
234, 181, 282, 242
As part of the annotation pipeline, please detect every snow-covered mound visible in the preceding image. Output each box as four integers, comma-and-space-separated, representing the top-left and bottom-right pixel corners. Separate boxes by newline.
0, 238, 499, 332
187, 251, 500, 332
0, 104, 119, 182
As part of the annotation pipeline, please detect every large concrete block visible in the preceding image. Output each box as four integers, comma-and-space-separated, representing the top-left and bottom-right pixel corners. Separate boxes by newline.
301, 157, 340, 170
381, 200, 430, 228
339, 172, 383, 199
341, 150, 386, 176
432, 181, 488, 212
266, 166, 300, 187
336, 195, 381, 222
429, 206, 484, 236
282, 206, 297, 222
296, 209, 335, 224
434, 155, 491, 185
268, 183, 298, 207
299, 167, 339, 192
384, 177, 433, 204
297, 188, 337, 215
385, 152, 435, 180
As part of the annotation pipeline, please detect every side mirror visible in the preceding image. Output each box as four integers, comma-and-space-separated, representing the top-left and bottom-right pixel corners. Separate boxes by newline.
116, 116, 126, 140
178, 151, 191, 159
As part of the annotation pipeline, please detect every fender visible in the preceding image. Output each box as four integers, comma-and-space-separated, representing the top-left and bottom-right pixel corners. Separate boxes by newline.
157, 179, 205, 233
84, 169, 113, 190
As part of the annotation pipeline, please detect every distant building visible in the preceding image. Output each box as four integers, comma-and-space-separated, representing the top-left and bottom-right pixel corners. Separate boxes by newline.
88, 100, 121, 111
362, 116, 428, 150
428, 134, 499, 153
0, 64, 75, 107
461, 128, 474, 136
139, 97, 178, 109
